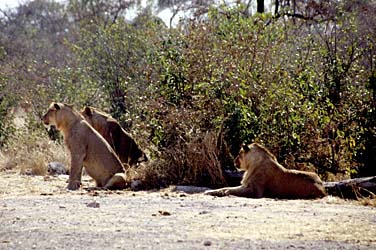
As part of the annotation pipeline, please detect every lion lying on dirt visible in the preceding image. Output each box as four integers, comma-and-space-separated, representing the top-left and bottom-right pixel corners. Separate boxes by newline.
43, 102, 128, 190
81, 106, 148, 167
205, 143, 326, 199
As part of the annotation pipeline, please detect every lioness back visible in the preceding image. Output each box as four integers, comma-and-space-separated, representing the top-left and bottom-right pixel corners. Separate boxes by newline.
81, 106, 148, 167
265, 169, 326, 199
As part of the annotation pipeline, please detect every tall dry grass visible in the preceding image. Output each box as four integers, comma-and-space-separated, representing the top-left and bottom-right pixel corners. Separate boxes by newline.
0, 127, 69, 175
138, 132, 225, 188
124, 132, 226, 189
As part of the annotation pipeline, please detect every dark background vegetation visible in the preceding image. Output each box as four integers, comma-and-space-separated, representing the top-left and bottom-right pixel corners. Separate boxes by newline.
0, 0, 375, 188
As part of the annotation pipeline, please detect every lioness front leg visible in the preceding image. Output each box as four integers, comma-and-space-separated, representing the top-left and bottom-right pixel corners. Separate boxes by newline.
205, 185, 263, 198
204, 187, 231, 197
205, 186, 253, 197
67, 153, 85, 190
224, 185, 263, 198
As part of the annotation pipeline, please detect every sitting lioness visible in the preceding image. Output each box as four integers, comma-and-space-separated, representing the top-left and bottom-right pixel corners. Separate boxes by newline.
42, 102, 128, 190
81, 106, 148, 167
205, 143, 326, 199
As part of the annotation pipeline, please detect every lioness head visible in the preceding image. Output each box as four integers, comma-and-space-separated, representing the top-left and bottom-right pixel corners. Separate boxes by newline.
130, 146, 148, 166
42, 102, 78, 129
81, 106, 108, 129
43, 102, 59, 127
234, 144, 251, 171
234, 143, 277, 171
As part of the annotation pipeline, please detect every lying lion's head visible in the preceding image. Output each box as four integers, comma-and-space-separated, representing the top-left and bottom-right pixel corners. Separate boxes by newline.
234, 143, 277, 171
234, 144, 251, 171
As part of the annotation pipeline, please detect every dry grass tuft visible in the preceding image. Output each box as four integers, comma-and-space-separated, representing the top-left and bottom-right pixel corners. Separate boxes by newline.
124, 132, 226, 189
359, 197, 376, 207
2, 127, 69, 176
151, 132, 225, 188
184, 132, 225, 186
0, 151, 17, 171
126, 161, 167, 189
19, 152, 48, 175
356, 189, 376, 207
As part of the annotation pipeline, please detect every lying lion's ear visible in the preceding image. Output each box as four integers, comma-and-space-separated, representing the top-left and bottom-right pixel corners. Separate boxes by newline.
84, 106, 92, 116
54, 103, 61, 110
242, 144, 250, 152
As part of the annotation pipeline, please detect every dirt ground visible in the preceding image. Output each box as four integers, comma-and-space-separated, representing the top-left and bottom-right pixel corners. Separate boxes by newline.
0, 173, 375, 250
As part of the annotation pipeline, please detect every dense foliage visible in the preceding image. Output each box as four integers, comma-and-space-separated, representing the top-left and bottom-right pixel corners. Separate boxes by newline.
0, 0, 375, 186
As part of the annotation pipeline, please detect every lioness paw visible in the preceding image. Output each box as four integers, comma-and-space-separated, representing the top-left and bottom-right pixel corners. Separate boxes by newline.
204, 189, 227, 197
204, 190, 214, 195
67, 180, 81, 190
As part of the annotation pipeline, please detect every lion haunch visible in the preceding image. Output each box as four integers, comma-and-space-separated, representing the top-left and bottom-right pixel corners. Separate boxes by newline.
42, 102, 128, 190
205, 143, 326, 199
81, 106, 148, 167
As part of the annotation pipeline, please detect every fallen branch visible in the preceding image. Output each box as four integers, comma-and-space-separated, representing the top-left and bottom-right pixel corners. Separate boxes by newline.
324, 176, 376, 199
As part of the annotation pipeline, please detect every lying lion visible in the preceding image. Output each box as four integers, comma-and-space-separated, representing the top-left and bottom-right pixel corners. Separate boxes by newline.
205, 143, 326, 199
42, 102, 128, 190
81, 106, 148, 167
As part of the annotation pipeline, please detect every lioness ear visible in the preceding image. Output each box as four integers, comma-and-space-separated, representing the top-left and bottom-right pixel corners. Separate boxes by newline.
84, 106, 92, 116
242, 144, 250, 152
54, 103, 61, 110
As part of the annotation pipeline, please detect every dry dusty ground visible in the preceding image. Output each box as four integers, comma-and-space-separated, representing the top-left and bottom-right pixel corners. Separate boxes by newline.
0, 172, 375, 250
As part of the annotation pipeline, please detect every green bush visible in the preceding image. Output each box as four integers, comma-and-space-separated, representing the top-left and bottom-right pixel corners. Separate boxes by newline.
1, 1, 375, 186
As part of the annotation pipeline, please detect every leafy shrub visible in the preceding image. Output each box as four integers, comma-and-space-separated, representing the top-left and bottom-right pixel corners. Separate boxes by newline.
1, 2, 375, 188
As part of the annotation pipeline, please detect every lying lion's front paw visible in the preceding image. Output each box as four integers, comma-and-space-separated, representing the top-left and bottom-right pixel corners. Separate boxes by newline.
204, 189, 226, 197
204, 190, 215, 196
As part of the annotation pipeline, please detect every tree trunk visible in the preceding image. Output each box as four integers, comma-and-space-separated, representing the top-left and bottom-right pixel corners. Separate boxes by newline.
257, 0, 264, 13
274, 0, 279, 15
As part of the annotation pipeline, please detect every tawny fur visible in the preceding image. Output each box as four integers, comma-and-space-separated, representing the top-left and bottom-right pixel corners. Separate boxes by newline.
42, 102, 128, 190
81, 106, 147, 167
205, 143, 326, 199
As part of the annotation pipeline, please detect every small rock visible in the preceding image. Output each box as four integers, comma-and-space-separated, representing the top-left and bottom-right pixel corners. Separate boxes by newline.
47, 162, 67, 175
40, 193, 53, 196
87, 201, 100, 208
158, 210, 171, 216
203, 240, 212, 246
91, 191, 100, 196
131, 180, 142, 190
43, 176, 51, 181
199, 210, 210, 215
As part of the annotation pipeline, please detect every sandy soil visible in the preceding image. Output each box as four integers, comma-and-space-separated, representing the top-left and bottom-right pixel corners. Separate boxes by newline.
0, 173, 375, 250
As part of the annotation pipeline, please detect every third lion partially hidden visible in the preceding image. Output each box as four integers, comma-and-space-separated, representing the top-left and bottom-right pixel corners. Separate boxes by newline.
205, 143, 326, 199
